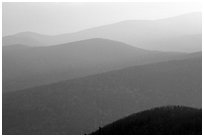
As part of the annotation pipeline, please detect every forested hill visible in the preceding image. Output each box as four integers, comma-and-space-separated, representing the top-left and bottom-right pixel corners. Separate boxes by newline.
91, 106, 202, 135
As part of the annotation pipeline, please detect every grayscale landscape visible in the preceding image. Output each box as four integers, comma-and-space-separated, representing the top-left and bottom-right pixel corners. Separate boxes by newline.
2, 2, 202, 135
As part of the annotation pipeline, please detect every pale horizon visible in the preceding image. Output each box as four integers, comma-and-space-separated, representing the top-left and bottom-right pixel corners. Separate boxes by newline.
2, 2, 202, 36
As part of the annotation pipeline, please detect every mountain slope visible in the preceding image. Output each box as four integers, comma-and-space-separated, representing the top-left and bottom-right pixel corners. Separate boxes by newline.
3, 54, 201, 134
3, 12, 201, 52
2, 32, 47, 47
3, 38, 185, 92
143, 34, 202, 52
91, 106, 202, 135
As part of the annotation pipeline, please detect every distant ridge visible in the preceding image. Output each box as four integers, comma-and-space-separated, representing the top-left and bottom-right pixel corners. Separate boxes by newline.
3, 12, 201, 37
3, 12, 201, 52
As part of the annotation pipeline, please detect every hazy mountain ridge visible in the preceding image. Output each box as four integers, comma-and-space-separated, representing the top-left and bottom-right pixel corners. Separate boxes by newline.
3, 54, 201, 134
3, 12, 201, 52
142, 34, 202, 52
3, 38, 187, 92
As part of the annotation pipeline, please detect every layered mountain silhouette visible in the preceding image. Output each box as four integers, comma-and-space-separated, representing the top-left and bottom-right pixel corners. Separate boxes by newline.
3, 38, 186, 92
3, 54, 201, 134
3, 12, 201, 52
2, 11, 202, 135
91, 106, 202, 135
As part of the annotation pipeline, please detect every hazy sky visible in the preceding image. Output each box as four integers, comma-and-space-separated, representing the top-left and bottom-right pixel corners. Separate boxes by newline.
3, 2, 201, 36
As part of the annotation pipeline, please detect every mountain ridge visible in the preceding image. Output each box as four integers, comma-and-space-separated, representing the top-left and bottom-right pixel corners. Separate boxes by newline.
3, 51, 200, 94
3, 12, 201, 52
3, 12, 201, 37
3, 54, 201, 134
3, 38, 187, 92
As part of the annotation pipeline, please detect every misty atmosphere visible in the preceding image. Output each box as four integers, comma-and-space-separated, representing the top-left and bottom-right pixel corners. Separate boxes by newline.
2, 2, 202, 135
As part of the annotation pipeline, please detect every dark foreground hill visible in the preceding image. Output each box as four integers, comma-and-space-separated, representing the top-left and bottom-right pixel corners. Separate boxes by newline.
3, 54, 201, 134
91, 106, 202, 135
